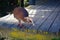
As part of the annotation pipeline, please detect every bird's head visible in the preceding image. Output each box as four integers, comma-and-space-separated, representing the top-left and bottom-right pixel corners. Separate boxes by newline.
24, 17, 33, 24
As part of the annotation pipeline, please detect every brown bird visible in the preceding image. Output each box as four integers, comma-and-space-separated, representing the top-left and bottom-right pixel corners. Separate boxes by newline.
13, 7, 32, 28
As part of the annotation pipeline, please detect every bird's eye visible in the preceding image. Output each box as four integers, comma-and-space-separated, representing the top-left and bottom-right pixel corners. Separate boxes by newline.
29, 20, 32, 22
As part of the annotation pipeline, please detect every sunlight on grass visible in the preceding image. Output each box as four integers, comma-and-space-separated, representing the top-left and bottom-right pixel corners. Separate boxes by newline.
8, 28, 55, 40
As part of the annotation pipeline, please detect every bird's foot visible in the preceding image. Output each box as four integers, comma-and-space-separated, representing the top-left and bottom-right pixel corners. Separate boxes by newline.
18, 23, 26, 29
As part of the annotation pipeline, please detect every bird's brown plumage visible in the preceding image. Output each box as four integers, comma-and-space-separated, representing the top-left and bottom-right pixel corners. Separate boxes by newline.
13, 7, 27, 22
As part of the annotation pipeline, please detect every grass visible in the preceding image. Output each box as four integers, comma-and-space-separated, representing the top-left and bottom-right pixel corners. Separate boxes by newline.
0, 27, 60, 40
8, 28, 58, 40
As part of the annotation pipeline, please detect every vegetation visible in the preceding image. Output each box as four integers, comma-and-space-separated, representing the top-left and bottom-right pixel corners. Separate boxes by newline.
0, 0, 29, 17
0, 27, 60, 40
8, 28, 58, 40
24, 0, 29, 7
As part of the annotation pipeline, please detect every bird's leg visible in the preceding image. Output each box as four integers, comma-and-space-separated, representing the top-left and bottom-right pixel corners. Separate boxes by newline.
18, 20, 23, 27
18, 20, 25, 28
